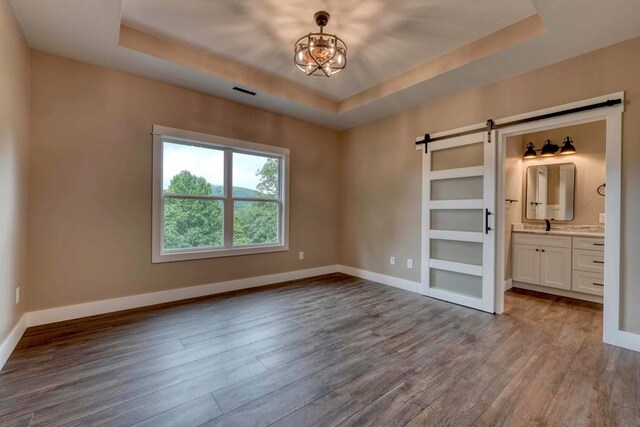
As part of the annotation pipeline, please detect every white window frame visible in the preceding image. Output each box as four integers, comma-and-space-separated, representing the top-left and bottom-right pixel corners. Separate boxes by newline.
152, 125, 290, 263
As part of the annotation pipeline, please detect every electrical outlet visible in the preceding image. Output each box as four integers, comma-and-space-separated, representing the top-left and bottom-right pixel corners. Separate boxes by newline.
599, 213, 605, 224
407, 259, 413, 269
390, 256, 395, 265
298, 251, 304, 260
15, 287, 20, 305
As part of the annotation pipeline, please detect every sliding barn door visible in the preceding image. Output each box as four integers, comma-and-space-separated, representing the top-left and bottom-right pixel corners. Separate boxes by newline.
421, 131, 496, 312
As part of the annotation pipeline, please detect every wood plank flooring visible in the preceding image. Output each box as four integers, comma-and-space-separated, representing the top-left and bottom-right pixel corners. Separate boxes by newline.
1, 273, 638, 426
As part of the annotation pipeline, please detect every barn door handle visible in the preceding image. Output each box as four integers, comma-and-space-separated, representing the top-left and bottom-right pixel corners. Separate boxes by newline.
485, 209, 492, 234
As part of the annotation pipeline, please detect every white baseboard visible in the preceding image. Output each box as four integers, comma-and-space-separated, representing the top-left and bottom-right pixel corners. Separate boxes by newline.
26, 265, 339, 327
616, 330, 640, 353
512, 281, 603, 304
504, 279, 513, 291
4, 264, 637, 371
0, 314, 28, 371
338, 265, 421, 293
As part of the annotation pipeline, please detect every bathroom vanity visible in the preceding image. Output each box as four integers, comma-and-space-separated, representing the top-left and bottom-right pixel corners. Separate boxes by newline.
511, 226, 604, 302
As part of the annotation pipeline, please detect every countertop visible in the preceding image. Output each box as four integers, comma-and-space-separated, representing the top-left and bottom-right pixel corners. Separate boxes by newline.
512, 225, 604, 238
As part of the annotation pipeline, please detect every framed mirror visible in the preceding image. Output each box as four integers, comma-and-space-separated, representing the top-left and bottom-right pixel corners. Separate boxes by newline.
525, 163, 576, 220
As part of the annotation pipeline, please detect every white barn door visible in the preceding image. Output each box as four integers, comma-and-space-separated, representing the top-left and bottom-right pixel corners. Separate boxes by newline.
421, 131, 496, 312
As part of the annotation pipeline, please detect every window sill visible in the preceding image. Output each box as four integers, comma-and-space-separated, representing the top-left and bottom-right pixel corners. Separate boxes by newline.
152, 243, 289, 263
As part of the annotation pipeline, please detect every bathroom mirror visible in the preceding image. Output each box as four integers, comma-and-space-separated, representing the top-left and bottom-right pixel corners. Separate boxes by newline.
525, 163, 576, 220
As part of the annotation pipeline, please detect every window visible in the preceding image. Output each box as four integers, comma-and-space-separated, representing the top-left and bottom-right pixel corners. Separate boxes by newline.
152, 125, 289, 262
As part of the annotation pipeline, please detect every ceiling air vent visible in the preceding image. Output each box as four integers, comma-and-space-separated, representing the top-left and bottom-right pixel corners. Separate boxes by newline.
233, 86, 257, 96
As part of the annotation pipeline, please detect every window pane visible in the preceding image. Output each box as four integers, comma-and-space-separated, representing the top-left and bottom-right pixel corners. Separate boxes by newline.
233, 201, 279, 245
232, 153, 280, 198
163, 199, 224, 250
163, 141, 224, 196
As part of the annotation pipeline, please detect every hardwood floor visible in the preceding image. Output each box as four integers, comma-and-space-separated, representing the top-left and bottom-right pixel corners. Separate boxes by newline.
1, 273, 637, 426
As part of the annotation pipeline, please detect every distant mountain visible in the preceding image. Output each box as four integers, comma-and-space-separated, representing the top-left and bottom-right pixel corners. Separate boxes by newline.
211, 184, 258, 198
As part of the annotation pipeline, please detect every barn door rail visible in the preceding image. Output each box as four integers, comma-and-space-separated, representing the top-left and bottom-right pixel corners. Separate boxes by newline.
415, 98, 622, 153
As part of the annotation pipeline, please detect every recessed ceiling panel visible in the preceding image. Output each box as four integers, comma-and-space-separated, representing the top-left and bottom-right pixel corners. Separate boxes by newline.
121, 0, 537, 100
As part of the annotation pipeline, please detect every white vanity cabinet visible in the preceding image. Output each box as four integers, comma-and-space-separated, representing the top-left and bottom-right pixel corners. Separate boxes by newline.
572, 237, 604, 296
512, 232, 604, 300
512, 233, 572, 290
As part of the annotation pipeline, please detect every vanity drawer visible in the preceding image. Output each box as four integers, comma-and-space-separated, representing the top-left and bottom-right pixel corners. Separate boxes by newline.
572, 271, 604, 296
573, 237, 605, 252
573, 249, 604, 273
513, 233, 572, 248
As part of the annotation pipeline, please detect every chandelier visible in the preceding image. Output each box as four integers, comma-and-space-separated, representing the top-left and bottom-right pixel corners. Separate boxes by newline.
294, 11, 347, 77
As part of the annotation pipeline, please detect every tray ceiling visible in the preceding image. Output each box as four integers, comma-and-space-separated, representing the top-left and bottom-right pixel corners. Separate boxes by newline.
9, 0, 640, 129
121, 0, 537, 101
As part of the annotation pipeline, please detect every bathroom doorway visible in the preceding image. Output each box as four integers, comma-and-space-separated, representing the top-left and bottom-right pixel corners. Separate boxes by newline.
494, 93, 624, 347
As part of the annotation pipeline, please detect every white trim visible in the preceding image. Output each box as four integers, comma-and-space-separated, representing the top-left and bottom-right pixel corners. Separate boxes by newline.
429, 199, 483, 210
491, 93, 623, 129
512, 281, 603, 304
421, 142, 431, 295
0, 314, 28, 371
26, 265, 338, 327
152, 125, 290, 263
482, 130, 497, 313
429, 259, 482, 276
429, 230, 483, 243
338, 265, 421, 293
493, 91, 638, 351
504, 279, 513, 291
153, 125, 290, 157
617, 331, 640, 353
430, 166, 484, 181
603, 105, 623, 345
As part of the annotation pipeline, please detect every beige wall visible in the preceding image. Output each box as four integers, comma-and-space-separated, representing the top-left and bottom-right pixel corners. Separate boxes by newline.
520, 121, 606, 225
338, 36, 640, 333
28, 51, 339, 311
504, 136, 523, 280
0, 2, 29, 343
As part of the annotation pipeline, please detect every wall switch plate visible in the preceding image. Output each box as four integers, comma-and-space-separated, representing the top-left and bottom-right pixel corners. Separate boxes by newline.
599, 213, 606, 224
298, 251, 304, 260
407, 259, 413, 269
390, 256, 395, 265
15, 287, 20, 305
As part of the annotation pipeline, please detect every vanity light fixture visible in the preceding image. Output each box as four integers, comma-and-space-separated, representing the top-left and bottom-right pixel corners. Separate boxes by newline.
540, 139, 559, 157
523, 137, 576, 159
294, 11, 347, 77
560, 136, 576, 155
523, 142, 537, 159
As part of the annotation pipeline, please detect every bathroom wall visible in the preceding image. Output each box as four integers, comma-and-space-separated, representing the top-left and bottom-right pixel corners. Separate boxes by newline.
519, 121, 606, 225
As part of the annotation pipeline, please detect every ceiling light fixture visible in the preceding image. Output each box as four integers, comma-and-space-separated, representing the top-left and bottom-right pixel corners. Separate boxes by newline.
294, 11, 347, 77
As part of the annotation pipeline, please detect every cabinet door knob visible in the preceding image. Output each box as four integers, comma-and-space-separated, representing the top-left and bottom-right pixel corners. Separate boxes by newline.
541, 249, 545, 252
535, 249, 539, 252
